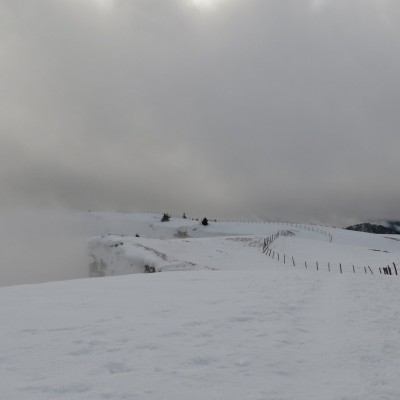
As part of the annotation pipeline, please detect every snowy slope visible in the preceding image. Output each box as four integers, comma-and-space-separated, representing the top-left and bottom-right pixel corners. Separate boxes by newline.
2, 210, 397, 286
87, 213, 400, 277
2, 269, 400, 400
2, 212, 400, 400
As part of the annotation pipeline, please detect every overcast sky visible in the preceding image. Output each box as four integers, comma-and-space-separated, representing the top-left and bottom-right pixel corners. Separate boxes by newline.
1, 0, 400, 226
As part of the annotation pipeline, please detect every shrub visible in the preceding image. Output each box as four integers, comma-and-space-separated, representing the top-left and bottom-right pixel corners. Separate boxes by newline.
161, 213, 170, 222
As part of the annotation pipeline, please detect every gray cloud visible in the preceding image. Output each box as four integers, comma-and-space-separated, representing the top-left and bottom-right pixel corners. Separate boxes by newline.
1, 0, 400, 225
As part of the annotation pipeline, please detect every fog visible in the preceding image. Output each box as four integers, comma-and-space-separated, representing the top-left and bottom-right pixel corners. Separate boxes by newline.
0, 211, 94, 287
0, 209, 182, 287
1, 0, 400, 228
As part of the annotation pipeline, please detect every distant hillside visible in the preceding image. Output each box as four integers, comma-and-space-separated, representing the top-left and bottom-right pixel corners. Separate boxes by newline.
345, 223, 397, 234
385, 220, 400, 234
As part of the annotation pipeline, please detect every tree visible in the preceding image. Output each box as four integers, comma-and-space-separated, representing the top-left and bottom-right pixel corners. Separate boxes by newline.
161, 213, 170, 222
201, 217, 208, 226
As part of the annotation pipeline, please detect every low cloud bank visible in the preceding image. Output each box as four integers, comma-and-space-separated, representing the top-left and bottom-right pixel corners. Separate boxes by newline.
0, 210, 94, 287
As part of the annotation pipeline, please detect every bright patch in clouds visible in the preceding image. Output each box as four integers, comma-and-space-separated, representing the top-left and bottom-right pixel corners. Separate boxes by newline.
310, 0, 330, 9
91, 0, 115, 11
190, 0, 224, 11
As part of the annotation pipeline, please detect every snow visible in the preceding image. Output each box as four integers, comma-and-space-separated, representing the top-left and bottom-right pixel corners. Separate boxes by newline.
1, 212, 400, 399
87, 214, 400, 277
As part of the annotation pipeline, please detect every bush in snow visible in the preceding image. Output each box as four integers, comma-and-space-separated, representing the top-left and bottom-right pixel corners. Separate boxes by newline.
144, 265, 156, 273
161, 213, 170, 222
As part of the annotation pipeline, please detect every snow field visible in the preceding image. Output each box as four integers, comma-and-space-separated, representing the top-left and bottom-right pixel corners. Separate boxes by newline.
269, 230, 400, 275
2, 212, 400, 399
1, 269, 400, 400
87, 213, 400, 279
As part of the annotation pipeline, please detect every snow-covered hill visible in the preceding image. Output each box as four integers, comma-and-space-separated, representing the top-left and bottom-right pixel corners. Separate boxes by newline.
1, 212, 400, 400
87, 213, 400, 277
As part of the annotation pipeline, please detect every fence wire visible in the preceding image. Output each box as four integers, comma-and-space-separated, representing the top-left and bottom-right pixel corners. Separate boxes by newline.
263, 231, 399, 276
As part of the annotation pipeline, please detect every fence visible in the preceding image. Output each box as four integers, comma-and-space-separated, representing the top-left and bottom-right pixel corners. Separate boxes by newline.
141, 212, 337, 231
263, 230, 399, 277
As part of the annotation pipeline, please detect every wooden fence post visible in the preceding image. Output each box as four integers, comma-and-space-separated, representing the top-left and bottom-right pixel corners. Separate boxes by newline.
393, 263, 398, 276
292, 257, 295, 266
368, 266, 373, 275
352, 265, 355, 274
316, 261, 319, 271
305, 261, 308, 269
328, 262, 331, 272
339, 263, 342, 274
